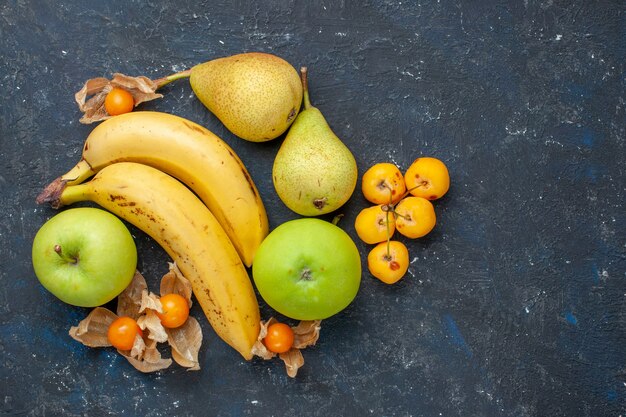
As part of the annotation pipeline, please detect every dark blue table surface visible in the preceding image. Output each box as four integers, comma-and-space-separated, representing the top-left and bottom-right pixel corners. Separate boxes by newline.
1, 1, 625, 416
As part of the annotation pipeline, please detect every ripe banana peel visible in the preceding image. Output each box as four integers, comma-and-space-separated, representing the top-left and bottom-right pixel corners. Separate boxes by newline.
37, 111, 268, 267
43, 162, 261, 360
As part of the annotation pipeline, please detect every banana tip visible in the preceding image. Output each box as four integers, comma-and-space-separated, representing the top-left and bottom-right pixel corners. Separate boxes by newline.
36, 177, 66, 209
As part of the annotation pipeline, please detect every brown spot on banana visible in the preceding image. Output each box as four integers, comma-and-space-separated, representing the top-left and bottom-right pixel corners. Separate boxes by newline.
109, 194, 126, 202
182, 120, 208, 136
239, 167, 259, 199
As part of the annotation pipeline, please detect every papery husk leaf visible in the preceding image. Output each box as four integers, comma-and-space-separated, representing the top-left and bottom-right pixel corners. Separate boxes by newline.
128, 333, 146, 359
67, 264, 205, 374
161, 262, 193, 307
75, 79, 110, 124
120, 337, 172, 373
137, 310, 168, 343
117, 271, 148, 319
139, 290, 163, 314
110, 73, 161, 104
251, 318, 322, 377
124, 354, 172, 373
292, 320, 322, 349
279, 349, 305, 378
251, 318, 278, 360
75, 73, 162, 124
76, 77, 110, 104
143, 339, 164, 363
69, 307, 117, 347
166, 317, 202, 370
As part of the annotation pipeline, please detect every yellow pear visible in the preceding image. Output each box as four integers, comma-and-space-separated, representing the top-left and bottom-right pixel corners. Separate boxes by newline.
189, 52, 302, 142
272, 67, 358, 216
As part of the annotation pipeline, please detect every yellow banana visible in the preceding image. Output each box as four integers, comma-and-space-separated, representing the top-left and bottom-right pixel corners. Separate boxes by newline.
46, 162, 261, 360
37, 111, 267, 267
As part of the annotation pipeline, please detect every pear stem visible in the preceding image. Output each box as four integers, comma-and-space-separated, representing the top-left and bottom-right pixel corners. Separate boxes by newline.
154, 69, 192, 89
300, 67, 312, 110
54, 244, 78, 264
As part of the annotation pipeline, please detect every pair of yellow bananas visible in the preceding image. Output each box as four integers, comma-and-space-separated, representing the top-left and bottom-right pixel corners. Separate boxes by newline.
37, 111, 267, 360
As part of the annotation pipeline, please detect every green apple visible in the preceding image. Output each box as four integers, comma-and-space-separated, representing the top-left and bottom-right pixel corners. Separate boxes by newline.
31, 207, 137, 307
252, 218, 361, 320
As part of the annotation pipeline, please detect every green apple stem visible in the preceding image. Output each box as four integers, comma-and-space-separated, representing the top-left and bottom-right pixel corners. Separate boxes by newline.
54, 244, 78, 264
300, 67, 312, 110
154, 69, 192, 89
331, 214, 344, 226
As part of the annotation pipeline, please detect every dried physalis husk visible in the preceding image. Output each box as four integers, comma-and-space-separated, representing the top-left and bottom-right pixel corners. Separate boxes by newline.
75, 73, 163, 124
68, 303, 171, 373
69, 307, 117, 347
279, 349, 305, 378
252, 318, 322, 378
125, 338, 173, 373
117, 271, 148, 319
68, 266, 202, 373
139, 290, 162, 314
160, 262, 201, 370
251, 317, 279, 360
137, 308, 168, 344
166, 317, 202, 370
292, 320, 322, 349
128, 333, 146, 358
160, 262, 193, 308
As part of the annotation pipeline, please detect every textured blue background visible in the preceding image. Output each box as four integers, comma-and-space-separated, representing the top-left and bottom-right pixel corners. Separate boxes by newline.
1, 1, 625, 416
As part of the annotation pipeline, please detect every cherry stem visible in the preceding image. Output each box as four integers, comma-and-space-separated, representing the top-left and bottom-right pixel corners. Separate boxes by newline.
379, 182, 424, 258
375, 185, 394, 257
54, 244, 78, 264
385, 209, 393, 257
154, 69, 192, 89
393, 212, 410, 220
396, 184, 422, 201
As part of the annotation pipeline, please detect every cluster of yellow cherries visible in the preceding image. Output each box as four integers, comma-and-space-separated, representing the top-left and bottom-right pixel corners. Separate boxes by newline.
354, 157, 450, 284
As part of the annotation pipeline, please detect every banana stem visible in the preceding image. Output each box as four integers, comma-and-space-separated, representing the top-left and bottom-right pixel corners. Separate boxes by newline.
36, 160, 96, 208
36, 177, 67, 208
57, 183, 90, 207
61, 159, 96, 185
300, 67, 312, 110
154, 69, 192, 89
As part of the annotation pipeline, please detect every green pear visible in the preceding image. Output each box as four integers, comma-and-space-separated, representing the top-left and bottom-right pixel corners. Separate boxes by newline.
189, 52, 302, 142
272, 67, 358, 216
